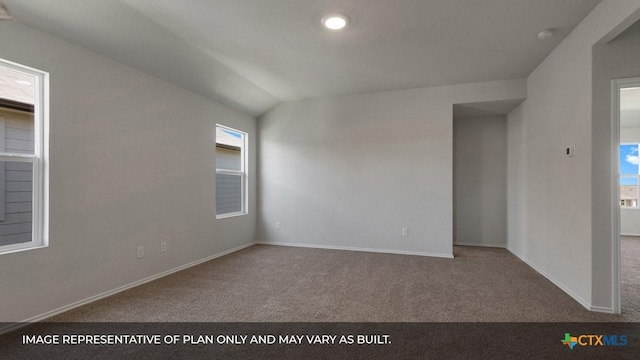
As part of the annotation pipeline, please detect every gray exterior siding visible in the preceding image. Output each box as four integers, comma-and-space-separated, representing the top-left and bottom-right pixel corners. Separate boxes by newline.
216, 145, 243, 215
216, 173, 242, 214
0, 109, 33, 246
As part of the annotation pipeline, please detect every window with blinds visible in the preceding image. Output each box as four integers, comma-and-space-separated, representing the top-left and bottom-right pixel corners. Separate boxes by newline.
0, 58, 48, 254
215, 125, 246, 218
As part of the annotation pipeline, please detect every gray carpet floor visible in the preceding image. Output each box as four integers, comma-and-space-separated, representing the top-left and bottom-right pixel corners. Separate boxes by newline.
46, 239, 640, 322
621, 236, 640, 319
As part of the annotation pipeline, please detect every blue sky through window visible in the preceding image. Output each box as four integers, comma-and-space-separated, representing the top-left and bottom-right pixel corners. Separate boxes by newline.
222, 129, 241, 138
621, 144, 639, 185
621, 177, 638, 186
620, 144, 639, 174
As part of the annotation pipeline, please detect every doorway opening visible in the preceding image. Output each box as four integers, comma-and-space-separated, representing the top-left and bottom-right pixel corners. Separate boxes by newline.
452, 100, 522, 251
613, 77, 640, 314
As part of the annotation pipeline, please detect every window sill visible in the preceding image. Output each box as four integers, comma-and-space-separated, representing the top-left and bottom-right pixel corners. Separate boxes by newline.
621, 207, 640, 210
216, 212, 247, 220
0, 243, 48, 256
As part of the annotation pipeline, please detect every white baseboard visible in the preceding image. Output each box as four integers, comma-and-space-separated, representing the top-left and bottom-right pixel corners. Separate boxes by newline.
507, 247, 592, 311
453, 242, 506, 248
620, 233, 640, 237
0, 242, 256, 335
257, 241, 454, 259
589, 305, 615, 313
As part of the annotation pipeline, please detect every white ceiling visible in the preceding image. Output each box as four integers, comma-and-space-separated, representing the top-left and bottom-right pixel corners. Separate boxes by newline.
453, 100, 525, 120
4, 0, 601, 116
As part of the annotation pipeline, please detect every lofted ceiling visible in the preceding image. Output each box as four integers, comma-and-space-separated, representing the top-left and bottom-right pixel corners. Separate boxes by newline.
4, 0, 601, 117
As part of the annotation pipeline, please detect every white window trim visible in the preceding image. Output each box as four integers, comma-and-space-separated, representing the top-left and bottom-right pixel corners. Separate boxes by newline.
215, 124, 247, 219
0, 58, 49, 255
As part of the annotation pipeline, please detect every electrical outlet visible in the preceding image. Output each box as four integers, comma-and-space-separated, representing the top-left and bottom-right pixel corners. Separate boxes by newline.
401, 228, 409, 237
160, 242, 167, 253
275, 221, 281, 230
136, 246, 144, 259
566, 145, 575, 157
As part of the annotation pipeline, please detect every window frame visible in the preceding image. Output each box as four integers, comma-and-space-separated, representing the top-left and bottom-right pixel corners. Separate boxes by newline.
619, 142, 640, 209
215, 124, 247, 219
0, 58, 48, 254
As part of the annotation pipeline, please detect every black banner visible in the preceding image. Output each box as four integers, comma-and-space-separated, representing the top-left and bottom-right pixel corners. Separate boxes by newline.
1, 322, 638, 359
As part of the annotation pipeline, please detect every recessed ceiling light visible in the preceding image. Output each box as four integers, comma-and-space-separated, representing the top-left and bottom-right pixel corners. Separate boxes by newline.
322, 14, 349, 31
537, 29, 555, 40
15, 80, 31, 85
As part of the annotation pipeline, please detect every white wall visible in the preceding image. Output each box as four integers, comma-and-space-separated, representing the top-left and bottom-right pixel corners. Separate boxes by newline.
453, 116, 507, 247
621, 209, 640, 235
258, 80, 524, 257
0, 21, 257, 322
507, 104, 527, 256
507, 0, 640, 311
620, 127, 640, 143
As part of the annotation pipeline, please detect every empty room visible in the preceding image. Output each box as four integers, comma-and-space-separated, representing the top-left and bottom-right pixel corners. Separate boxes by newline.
1, 0, 640, 358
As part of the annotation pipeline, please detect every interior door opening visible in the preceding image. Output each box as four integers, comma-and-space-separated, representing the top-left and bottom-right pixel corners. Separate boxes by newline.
613, 78, 640, 314
452, 102, 516, 251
